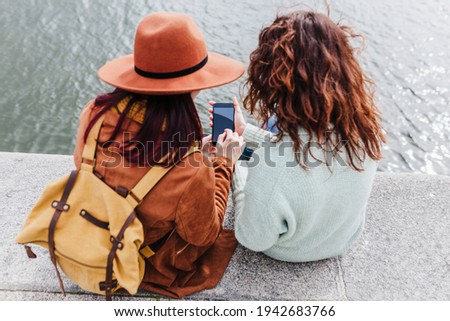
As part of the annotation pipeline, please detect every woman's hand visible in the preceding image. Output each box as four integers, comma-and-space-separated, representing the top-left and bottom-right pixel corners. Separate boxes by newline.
208, 97, 247, 136
201, 134, 217, 156
215, 129, 244, 166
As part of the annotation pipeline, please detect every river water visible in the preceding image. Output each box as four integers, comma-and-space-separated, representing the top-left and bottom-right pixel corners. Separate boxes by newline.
1, 0, 449, 175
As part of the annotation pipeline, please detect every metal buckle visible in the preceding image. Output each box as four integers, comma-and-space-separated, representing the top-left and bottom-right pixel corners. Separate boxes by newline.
99, 279, 118, 291
110, 235, 124, 250
51, 200, 70, 212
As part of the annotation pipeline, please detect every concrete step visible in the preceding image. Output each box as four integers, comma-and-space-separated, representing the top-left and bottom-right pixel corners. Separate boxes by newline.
0, 152, 449, 300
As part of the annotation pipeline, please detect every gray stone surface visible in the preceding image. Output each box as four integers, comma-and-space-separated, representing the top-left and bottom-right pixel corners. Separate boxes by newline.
0, 152, 449, 300
340, 173, 450, 300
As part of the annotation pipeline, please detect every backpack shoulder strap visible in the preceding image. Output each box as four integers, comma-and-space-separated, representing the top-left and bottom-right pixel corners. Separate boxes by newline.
125, 146, 201, 208
80, 115, 105, 172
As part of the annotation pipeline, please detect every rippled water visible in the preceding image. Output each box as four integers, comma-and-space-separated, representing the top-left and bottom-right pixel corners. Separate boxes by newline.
1, 0, 449, 175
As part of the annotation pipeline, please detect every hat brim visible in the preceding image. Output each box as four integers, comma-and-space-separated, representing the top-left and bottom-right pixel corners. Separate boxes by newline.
97, 52, 245, 95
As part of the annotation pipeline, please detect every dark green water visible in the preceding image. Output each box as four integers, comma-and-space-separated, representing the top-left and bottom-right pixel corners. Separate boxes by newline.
1, 0, 449, 175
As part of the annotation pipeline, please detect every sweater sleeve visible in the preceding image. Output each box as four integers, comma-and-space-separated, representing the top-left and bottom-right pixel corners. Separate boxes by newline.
175, 157, 233, 247
233, 149, 288, 252
242, 123, 272, 150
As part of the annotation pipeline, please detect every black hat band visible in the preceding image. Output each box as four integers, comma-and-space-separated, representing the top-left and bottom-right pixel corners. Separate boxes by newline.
134, 55, 208, 79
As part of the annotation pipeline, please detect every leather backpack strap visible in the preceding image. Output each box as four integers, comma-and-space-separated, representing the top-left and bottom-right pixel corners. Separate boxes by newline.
80, 115, 105, 172
48, 170, 79, 297
125, 146, 201, 207
101, 210, 138, 301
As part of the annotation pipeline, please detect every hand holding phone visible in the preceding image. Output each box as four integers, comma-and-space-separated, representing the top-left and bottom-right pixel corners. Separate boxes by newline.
209, 97, 247, 136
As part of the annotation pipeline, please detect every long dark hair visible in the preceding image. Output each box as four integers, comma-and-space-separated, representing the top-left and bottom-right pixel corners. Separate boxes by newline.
84, 88, 203, 166
244, 11, 385, 171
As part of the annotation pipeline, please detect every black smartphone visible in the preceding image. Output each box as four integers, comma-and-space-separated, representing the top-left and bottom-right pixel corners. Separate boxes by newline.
212, 103, 235, 145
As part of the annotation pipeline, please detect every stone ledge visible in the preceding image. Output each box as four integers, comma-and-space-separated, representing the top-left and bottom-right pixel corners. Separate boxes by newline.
0, 152, 449, 300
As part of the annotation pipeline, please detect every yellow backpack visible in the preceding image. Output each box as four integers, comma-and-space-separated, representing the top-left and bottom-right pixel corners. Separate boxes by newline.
16, 115, 191, 300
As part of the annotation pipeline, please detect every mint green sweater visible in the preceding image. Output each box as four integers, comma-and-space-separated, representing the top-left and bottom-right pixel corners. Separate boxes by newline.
232, 124, 378, 262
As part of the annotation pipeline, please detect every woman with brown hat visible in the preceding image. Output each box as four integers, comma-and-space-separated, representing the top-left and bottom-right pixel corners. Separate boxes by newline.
73, 12, 244, 298
211, 11, 385, 262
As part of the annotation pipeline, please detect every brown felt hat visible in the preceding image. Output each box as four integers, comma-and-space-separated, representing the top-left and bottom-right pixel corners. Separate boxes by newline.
98, 12, 245, 94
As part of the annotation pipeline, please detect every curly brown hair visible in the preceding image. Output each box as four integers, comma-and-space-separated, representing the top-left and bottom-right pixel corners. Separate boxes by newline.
244, 11, 385, 170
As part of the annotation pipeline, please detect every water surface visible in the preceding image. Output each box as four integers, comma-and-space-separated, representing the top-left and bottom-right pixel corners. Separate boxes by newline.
1, 0, 449, 175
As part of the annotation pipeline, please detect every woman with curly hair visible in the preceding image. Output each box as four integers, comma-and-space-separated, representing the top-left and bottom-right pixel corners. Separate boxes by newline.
212, 11, 385, 262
